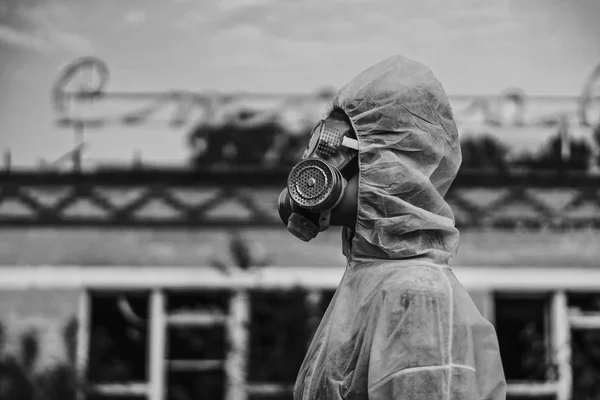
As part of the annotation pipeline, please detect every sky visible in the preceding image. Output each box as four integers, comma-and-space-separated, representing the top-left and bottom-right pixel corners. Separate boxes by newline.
0, 0, 599, 167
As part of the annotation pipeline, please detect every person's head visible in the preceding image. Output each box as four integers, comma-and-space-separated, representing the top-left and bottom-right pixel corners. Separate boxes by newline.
279, 54, 463, 264
277, 107, 359, 241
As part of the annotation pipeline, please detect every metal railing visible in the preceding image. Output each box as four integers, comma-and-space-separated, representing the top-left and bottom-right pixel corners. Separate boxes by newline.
0, 168, 599, 229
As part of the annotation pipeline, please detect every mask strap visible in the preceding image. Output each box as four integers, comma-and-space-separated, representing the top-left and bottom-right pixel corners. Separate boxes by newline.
341, 137, 359, 150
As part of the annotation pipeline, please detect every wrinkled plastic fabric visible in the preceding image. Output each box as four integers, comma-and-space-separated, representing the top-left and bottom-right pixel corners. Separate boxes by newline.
294, 55, 507, 400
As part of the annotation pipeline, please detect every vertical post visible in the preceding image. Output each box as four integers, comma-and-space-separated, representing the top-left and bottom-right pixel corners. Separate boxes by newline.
133, 150, 143, 169
3, 149, 11, 172
149, 290, 166, 400
559, 116, 570, 165
225, 290, 250, 400
76, 290, 91, 400
551, 291, 572, 400
73, 121, 84, 172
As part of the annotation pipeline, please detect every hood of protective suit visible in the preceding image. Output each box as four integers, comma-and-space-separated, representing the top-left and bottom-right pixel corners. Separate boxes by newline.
334, 55, 461, 264
294, 55, 506, 400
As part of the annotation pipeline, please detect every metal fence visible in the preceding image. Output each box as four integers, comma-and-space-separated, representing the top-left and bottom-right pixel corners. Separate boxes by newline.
0, 168, 599, 229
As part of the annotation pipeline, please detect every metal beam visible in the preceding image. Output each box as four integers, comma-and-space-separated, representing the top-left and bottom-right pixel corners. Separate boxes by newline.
1, 265, 600, 292
149, 290, 166, 400
1, 168, 599, 187
0, 169, 598, 229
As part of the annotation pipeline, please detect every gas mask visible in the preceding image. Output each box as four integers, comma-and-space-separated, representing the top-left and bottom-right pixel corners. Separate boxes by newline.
278, 114, 359, 242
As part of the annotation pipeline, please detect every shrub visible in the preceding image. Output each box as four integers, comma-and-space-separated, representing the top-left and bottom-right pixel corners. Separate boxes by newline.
460, 134, 510, 171
511, 132, 594, 171
0, 320, 78, 400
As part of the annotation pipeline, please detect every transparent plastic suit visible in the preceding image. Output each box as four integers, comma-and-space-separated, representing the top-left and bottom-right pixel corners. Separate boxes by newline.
294, 55, 507, 400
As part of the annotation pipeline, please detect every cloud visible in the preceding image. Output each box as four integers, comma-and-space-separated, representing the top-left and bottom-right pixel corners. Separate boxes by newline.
45, 29, 94, 53
215, 0, 276, 13
123, 10, 148, 25
0, 24, 51, 53
0, 22, 93, 54
0, 0, 93, 55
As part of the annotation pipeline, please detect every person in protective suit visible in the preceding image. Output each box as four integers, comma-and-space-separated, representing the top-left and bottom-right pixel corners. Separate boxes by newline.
278, 55, 507, 399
